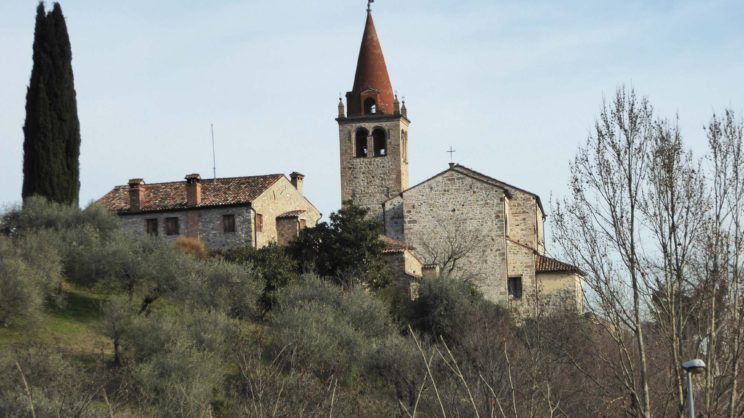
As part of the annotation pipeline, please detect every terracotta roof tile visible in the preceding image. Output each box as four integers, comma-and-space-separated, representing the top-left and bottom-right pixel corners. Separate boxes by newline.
97, 175, 283, 213
277, 210, 306, 219
535, 254, 581, 274
380, 235, 409, 253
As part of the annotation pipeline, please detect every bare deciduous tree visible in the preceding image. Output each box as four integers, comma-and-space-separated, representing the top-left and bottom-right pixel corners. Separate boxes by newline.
553, 86, 654, 417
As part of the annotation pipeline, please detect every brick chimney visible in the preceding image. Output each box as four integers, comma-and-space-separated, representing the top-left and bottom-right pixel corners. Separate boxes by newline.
185, 174, 202, 207
290, 172, 304, 195
128, 178, 146, 211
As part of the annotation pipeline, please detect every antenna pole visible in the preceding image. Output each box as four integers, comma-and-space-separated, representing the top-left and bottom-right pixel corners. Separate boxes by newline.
211, 123, 217, 179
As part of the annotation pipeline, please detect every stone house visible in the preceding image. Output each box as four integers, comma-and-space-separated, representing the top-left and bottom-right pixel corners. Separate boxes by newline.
338, 6, 583, 312
97, 172, 320, 250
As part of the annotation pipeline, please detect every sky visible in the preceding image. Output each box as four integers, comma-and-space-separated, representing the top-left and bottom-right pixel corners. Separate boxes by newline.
1, 0, 743, 249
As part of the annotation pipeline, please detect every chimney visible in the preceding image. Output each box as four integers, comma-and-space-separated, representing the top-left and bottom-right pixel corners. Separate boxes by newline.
128, 178, 146, 211
290, 172, 304, 195
185, 173, 202, 207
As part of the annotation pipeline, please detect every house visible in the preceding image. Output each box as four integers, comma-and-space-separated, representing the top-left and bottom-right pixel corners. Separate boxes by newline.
97, 172, 320, 250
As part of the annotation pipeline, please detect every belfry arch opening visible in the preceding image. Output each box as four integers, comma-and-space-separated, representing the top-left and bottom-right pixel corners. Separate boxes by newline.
373, 128, 387, 157
355, 128, 369, 158
364, 98, 377, 115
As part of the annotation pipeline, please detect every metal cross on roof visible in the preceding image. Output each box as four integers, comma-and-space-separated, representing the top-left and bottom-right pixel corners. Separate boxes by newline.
447, 146, 456, 163
367, 0, 374, 12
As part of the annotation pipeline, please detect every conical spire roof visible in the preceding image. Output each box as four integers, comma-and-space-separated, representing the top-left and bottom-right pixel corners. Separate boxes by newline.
346, 10, 395, 116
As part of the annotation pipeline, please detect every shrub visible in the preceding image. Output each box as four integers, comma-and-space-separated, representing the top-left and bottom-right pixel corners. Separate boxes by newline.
1, 196, 119, 238
0, 346, 106, 417
0, 255, 42, 327
181, 259, 262, 320
217, 243, 299, 314
119, 310, 231, 417
270, 275, 395, 381
409, 276, 486, 342
175, 236, 208, 260
0, 235, 63, 326
287, 203, 391, 288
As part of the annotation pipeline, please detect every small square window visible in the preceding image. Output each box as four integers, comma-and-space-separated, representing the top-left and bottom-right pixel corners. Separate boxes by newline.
165, 217, 180, 236
508, 277, 522, 299
145, 218, 158, 235
223, 214, 236, 233
255, 214, 263, 232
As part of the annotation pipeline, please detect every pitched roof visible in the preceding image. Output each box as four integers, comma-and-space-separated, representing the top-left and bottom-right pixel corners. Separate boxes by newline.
380, 235, 409, 253
450, 164, 545, 214
277, 210, 306, 219
387, 163, 544, 214
347, 10, 395, 116
535, 254, 581, 274
97, 175, 284, 213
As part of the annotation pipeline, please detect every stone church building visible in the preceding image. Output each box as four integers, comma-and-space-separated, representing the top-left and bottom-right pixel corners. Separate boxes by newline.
338, 7, 583, 311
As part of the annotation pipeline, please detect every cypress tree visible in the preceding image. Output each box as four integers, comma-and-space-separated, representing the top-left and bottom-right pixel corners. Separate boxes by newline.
22, 2, 81, 205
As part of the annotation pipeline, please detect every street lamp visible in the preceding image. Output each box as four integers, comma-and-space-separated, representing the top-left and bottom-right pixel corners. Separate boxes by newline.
682, 359, 706, 418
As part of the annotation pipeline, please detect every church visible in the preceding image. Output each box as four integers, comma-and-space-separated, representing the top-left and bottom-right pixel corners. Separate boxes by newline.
337, 5, 583, 312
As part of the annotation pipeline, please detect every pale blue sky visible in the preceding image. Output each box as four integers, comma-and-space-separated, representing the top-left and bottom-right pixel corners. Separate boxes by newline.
1, 1, 743, 244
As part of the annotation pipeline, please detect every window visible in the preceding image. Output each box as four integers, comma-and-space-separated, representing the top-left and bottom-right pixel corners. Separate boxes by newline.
299, 219, 307, 230
223, 214, 236, 233
256, 213, 263, 232
364, 98, 377, 115
373, 128, 387, 156
508, 277, 522, 299
165, 217, 180, 236
145, 218, 158, 235
355, 128, 368, 158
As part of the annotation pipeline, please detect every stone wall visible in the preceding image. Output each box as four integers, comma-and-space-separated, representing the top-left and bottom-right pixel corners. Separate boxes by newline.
536, 272, 584, 313
338, 115, 410, 221
116, 177, 319, 251
251, 177, 321, 248
382, 195, 404, 241
506, 240, 538, 313
399, 170, 508, 302
383, 249, 422, 299
119, 206, 253, 250
503, 188, 542, 251
276, 217, 299, 246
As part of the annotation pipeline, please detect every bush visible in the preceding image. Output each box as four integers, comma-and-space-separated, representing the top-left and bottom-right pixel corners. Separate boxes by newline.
181, 259, 262, 320
175, 236, 208, 260
0, 235, 63, 326
270, 275, 395, 381
217, 243, 300, 314
409, 276, 487, 342
1, 196, 119, 239
0, 255, 42, 327
119, 309, 230, 417
0, 346, 106, 417
287, 203, 390, 288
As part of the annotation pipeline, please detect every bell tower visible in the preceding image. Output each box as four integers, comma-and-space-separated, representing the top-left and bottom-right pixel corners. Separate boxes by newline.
337, 5, 410, 221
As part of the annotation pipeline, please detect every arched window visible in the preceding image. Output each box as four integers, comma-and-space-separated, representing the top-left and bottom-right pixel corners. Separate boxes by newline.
364, 98, 377, 115
373, 128, 387, 156
355, 128, 368, 158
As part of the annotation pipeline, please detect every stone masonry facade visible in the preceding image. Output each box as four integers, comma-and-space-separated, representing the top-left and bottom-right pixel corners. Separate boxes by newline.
383, 167, 510, 301
97, 174, 320, 251
119, 205, 253, 249
338, 115, 410, 222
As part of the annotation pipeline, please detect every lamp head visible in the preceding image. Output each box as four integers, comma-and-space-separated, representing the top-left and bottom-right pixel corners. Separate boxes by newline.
682, 359, 706, 374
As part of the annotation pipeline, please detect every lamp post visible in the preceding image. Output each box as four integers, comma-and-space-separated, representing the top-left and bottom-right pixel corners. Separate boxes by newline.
682, 359, 706, 418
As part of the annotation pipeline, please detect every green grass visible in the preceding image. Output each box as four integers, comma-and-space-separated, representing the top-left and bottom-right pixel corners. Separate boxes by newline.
0, 284, 111, 364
